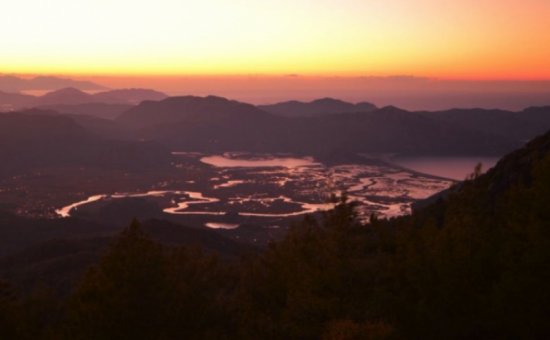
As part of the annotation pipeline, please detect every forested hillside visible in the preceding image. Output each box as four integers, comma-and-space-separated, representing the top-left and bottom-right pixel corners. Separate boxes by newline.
1, 131, 550, 339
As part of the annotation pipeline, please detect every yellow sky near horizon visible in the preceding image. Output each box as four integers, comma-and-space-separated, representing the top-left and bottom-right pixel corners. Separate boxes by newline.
1, 0, 550, 79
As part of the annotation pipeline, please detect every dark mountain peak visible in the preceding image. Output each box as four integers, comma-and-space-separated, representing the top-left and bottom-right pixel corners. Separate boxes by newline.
33, 87, 93, 106
205, 95, 230, 101
99, 88, 162, 94
162, 95, 236, 103
167, 95, 229, 105
355, 101, 378, 110
259, 97, 377, 117
163, 95, 196, 100
157, 95, 259, 109
377, 105, 408, 113
42, 87, 89, 98
310, 97, 349, 105
484, 129, 550, 192
117, 95, 268, 130
280, 100, 302, 105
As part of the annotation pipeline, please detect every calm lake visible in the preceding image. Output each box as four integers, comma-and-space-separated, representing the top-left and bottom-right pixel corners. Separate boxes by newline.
392, 157, 500, 180
200, 155, 319, 168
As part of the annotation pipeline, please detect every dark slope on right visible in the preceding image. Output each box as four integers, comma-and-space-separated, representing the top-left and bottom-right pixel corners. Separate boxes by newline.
371, 129, 550, 338
234, 129, 550, 339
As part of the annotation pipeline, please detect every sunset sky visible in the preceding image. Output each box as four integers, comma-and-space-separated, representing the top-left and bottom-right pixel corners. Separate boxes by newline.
2, 0, 550, 79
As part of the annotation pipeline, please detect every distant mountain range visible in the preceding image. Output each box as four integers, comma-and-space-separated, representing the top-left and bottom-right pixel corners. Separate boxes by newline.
0, 87, 168, 111
2, 91, 550, 162
0, 75, 107, 92
115, 95, 539, 157
258, 98, 377, 117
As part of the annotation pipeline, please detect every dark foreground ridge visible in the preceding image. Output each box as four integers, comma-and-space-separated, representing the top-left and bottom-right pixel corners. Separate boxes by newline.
1, 129, 550, 339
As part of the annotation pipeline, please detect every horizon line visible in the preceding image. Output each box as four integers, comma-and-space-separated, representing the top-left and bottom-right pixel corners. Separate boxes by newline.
3, 71, 550, 82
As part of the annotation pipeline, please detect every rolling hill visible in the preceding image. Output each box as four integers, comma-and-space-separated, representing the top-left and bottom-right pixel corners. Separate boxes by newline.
0, 110, 172, 178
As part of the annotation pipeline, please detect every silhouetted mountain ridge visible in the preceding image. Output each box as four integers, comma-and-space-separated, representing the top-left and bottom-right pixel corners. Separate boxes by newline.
117, 95, 517, 156
0, 110, 172, 178
3, 92, 550, 157
259, 97, 377, 117
117, 95, 272, 129
34, 87, 94, 106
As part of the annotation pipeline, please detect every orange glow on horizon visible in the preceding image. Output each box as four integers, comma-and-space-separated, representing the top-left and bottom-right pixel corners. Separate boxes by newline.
1, 0, 549, 80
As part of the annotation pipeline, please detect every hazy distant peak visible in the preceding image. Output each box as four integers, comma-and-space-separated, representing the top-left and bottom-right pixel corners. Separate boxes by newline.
44, 87, 89, 96
0, 75, 107, 92
32, 87, 93, 106
13, 87, 170, 108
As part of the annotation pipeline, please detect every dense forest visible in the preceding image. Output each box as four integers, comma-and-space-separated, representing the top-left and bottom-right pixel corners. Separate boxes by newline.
2, 131, 550, 339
